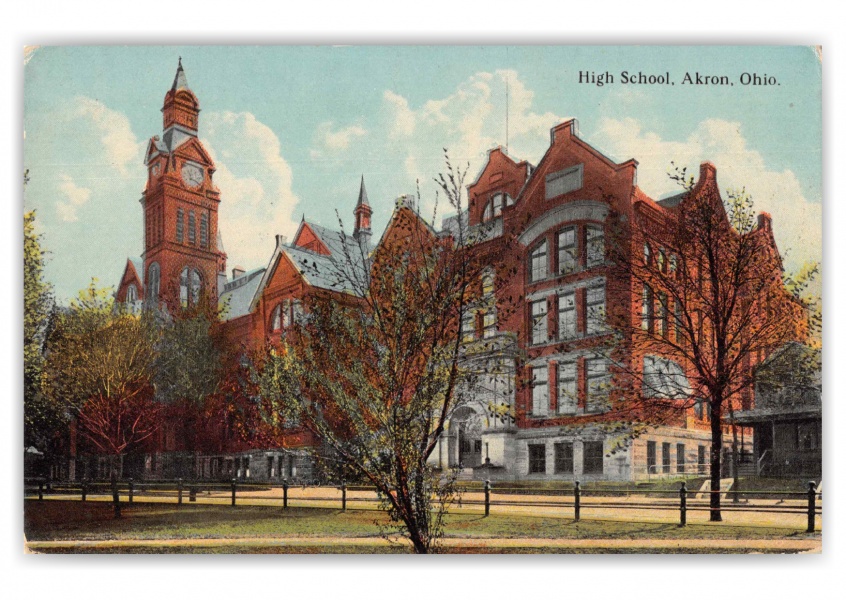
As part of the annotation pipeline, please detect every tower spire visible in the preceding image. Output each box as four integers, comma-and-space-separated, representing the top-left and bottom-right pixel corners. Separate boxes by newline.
353, 175, 373, 245
172, 57, 189, 91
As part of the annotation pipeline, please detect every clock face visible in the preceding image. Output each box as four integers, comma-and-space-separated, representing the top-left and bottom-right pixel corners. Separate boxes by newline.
181, 163, 204, 188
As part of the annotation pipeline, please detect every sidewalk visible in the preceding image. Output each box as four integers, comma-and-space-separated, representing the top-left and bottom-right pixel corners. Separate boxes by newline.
25, 535, 822, 553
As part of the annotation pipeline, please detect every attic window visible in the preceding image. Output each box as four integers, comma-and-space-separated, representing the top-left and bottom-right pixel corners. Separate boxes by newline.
545, 164, 583, 200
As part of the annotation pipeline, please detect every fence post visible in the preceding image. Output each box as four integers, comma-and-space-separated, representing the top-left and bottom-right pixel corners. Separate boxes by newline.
679, 482, 687, 527
231, 479, 237, 507
81, 479, 87, 502
484, 480, 491, 517
38, 481, 44, 501
282, 478, 288, 509
574, 481, 581, 522
128, 478, 134, 504
341, 481, 347, 512
807, 481, 817, 533
177, 478, 183, 506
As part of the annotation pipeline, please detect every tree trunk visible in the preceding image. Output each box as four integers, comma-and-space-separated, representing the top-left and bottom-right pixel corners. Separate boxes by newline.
709, 404, 723, 522
110, 456, 121, 519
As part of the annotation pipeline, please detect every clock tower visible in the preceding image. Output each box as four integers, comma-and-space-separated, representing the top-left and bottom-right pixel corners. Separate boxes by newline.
141, 58, 227, 313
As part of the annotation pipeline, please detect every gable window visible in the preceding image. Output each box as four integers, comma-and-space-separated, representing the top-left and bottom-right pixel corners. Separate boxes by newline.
292, 299, 304, 325
583, 441, 604, 475
557, 361, 577, 414
586, 224, 605, 268
188, 210, 196, 245
545, 164, 583, 200
147, 263, 160, 303
586, 283, 606, 335
558, 292, 576, 340
554, 442, 574, 474
531, 366, 549, 416
557, 227, 577, 274
585, 358, 609, 413
126, 284, 137, 303
528, 444, 546, 474
530, 300, 548, 345
200, 212, 209, 249
529, 240, 548, 282
176, 208, 184, 243
270, 304, 283, 333
180, 267, 202, 306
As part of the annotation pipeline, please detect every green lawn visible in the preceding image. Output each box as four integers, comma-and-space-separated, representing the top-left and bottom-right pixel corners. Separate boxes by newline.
25, 500, 815, 545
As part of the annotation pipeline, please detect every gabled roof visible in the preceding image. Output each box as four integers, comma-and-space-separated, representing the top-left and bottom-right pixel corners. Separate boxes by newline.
219, 267, 265, 320
128, 257, 144, 285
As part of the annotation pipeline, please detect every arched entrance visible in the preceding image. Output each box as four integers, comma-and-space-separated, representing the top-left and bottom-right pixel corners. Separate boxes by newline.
452, 406, 484, 468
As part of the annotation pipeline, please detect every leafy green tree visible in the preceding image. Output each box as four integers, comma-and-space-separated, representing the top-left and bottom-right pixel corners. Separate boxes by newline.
24, 209, 58, 452
43, 282, 162, 475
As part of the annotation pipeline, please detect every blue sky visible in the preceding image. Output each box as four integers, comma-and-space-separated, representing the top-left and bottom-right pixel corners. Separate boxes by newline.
23, 45, 821, 302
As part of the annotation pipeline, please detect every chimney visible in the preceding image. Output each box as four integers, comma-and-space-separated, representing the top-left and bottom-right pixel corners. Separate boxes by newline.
757, 212, 772, 232
275, 234, 287, 248
232, 266, 246, 280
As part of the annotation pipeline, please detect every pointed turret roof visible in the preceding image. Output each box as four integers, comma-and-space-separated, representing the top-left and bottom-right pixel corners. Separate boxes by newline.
172, 57, 189, 91
357, 175, 370, 207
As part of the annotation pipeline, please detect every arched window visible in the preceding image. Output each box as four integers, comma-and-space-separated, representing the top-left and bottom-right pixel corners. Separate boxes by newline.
481, 269, 495, 296
529, 240, 548, 282
270, 304, 283, 332
147, 263, 160, 303
180, 267, 202, 306
126, 284, 137, 303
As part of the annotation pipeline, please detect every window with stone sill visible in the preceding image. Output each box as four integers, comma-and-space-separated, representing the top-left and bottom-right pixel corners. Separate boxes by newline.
583, 441, 604, 475
528, 443, 546, 474
531, 300, 548, 345
531, 366, 549, 417
554, 442, 574, 474
483, 311, 496, 339
557, 361, 577, 414
586, 284, 606, 335
558, 292, 576, 340
529, 239, 548, 282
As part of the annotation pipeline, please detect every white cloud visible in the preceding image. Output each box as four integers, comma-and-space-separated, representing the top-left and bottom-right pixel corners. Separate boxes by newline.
67, 97, 144, 177
201, 111, 300, 270
593, 117, 822, 273
316, 122, 367, 151
55, 174, 91, 222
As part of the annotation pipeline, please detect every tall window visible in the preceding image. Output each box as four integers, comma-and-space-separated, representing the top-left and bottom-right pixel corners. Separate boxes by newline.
282, 299, 292, 327
677, 443, 686, 473
270, 304, 283, 332
528, 444, 546, 474
531, 300, 548, 345
557, 361, 577, 414
180, 267, 202, 306
461, 312, 475, 343
658, 292, 669, 338
698, 445, 707, 473
642, 285, 654, 331
531, 366, 549, 416
176, 208, 184, 243
188, 211, 196, 245
200, 213, 209, 249
583, 441, 604, 475
586, 224, 605, 268
558, 292, 576, 340
147, 262, 160, 303
586, 358, 608, 412
557, 227, 577, 274
483, 311, 496, 339
656, 248, 666, 273
644, 243, 652, 266
674, 296, 684, 344
586, 283, 606, 335
126, 284, 137, 303
530, 240, 548, 282
662, 442, 671, 474
481, 269, 495, 296
554, 442, 574, 474
647, 441, 657, 474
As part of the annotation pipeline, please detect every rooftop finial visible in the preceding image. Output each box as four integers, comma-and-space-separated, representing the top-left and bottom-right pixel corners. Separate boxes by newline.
172, 57, 189, 91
